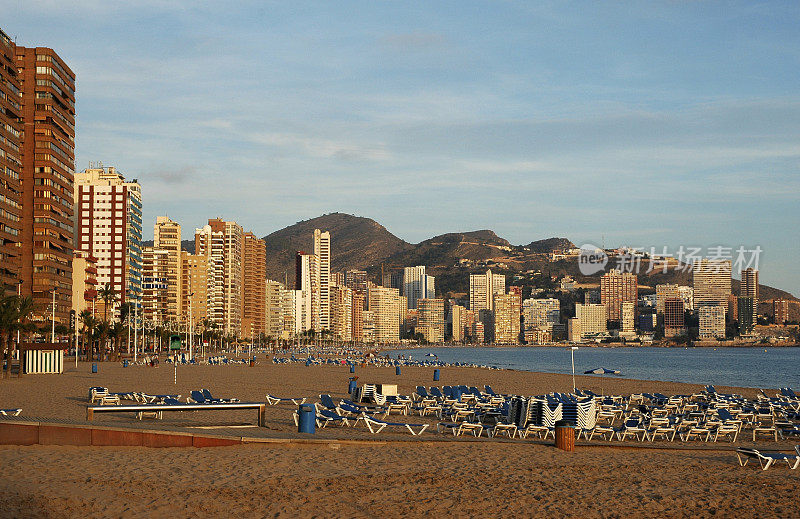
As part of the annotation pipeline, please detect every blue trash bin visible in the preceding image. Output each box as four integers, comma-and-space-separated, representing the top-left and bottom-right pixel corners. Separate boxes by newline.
433, 369, 440, 381
305, 359, 312, 367
298, 404, 316, 434
395, 365, 401, 376
348, 378, 357, 394
91, 363, 98, 374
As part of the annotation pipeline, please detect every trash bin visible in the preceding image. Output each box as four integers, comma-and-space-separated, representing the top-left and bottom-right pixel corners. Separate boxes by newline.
349, 364, 355, 374
305, 359, 312, 367
554, 419, 575, 452
433, 369, 440, 381
348, 377, 357, 394
395, 365, 401, 376
91, 363, 98, 374
298, 403, 316, 434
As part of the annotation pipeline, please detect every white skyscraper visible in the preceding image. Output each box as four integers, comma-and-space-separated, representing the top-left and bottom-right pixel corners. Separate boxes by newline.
403, 266, 435, 309
313, 229, 331, 331
469, 269, 506, 313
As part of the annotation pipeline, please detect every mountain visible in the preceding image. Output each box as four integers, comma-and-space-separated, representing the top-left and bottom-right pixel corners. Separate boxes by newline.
262, 213, 411, 285
384, 230, 512, 267
526, 237, 575, 253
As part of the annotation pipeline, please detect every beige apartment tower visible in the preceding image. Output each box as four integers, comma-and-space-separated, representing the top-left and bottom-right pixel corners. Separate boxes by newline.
693, 259, 732, 314
418, 298, 445, 343
241, 232, 266, 340
153, 216, 181, 321
493, 292, 521, 345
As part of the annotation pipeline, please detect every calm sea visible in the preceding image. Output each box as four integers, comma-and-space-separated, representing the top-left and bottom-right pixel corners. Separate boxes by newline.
394, 346, 800, 389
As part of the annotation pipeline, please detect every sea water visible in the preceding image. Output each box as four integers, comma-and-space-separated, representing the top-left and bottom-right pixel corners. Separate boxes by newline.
395, 346, 800, 389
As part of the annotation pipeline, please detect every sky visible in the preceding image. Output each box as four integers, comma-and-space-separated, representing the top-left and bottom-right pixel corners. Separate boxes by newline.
4, 1, 800, 295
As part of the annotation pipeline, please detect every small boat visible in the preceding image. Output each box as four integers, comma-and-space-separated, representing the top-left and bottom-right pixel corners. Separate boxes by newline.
584, 367, 621, 375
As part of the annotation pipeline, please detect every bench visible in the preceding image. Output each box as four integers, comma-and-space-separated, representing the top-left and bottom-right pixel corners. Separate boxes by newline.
86, 402, 268, 426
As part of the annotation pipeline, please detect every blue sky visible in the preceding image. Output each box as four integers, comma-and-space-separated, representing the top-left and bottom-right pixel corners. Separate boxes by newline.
5, 1, 800, 295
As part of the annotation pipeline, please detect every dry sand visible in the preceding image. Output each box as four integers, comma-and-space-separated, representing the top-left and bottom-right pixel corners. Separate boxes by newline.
0, 358, 798, 518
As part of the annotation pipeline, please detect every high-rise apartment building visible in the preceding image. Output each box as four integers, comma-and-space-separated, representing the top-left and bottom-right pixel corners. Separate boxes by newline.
740, 268, 758, 330
141, 246, 169, 324
264, 280, 283, 339
621, 301, 636, 335
663, 298, 685, 337
693, 259, 731, 314
575, 304, 607, 339
403, 266, 435, 309
469, 269, 505, 313
493, 292, 521, 345
737, 296, 756, 335
522, 298, 560, 329
655, 284, 679, 315
773, 299, 789, 325
345, 269, 368, 294
294, 251, 314, 334
0, 29, 22, 296
17, 43, 76, 323
330, 284, 353, 341
450, 304, 467, 342
417, 298, 444, 343
351, 291, 364, 342
740, 268, 758, 299
600, 270, 637, 322
195, 218, 243, 336
241, 232, 266, 340
368, 286, 402, 343
153, 216, 181, 321
70, 250, 97, 316
180, 250, 208, 327
75, 167, 142, 316
313, 229, 331, 331
698, 304, 726, 339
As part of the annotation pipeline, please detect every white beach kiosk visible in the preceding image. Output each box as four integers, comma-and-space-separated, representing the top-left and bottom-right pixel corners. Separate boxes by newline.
20, 343, 64, 374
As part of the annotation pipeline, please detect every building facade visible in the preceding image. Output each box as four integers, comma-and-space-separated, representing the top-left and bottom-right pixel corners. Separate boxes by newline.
153, 216, 181, 321
0, 29, 22, 296
368, 286, 401, 343
600, 269, 637, 322
773, 299, 789, 325
418, 298, 444, 343
75, 166, 142, 316
698, 304, 726, 339
575, 303, 607, 339
493, 292, 521, 344
693, 259, 732, 314
17, 44, 76, 323
241, 232, 266, 340
313, 229, 331, 331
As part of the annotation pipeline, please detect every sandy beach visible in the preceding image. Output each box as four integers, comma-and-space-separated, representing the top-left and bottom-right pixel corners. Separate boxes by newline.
0, 358, 798, 518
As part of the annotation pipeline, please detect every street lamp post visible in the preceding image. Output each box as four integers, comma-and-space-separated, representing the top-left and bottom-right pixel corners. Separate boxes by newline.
189, 292, 194, 361
570, 346, 578, 392
51, 288, 56, 344
16, 281, 22, 349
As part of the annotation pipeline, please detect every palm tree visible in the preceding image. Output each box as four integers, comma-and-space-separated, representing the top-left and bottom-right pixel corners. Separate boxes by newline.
79, 310, 95, 362
95, 321, 110, 361
0, 295, 17, 379
109, 320, 126, 361
98, 284, 117, 323
0, 295, 35, 379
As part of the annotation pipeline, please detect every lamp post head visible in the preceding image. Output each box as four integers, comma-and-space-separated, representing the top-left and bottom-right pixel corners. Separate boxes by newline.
571, 346, 578, 350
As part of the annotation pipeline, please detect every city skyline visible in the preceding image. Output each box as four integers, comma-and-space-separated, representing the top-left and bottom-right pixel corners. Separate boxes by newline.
3, 2, 799, 295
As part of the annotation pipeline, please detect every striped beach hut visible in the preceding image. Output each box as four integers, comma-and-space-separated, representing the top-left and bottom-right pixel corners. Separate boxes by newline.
21, 343, 64, 374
